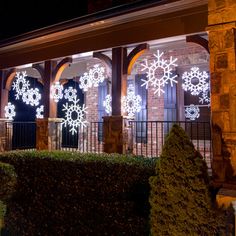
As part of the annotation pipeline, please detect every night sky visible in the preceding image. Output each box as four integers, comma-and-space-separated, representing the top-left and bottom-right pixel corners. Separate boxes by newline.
0, 1, 88, 40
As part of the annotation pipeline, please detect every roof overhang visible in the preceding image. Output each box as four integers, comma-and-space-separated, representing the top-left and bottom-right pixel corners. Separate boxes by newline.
0, 0, 208, 69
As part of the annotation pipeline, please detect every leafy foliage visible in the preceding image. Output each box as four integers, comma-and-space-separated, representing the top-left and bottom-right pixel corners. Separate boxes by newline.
0, 162, 17, 219
0, 151, 156, 235
149, 124, 225, 236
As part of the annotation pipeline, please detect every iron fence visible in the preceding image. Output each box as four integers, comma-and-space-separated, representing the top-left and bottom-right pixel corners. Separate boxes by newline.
59, 121, 104, 153
128, 121, 212, 168
6, 121, 36, 150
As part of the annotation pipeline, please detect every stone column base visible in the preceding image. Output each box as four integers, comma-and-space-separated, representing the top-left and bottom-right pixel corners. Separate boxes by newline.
0, 119, 12, 152
216, 188, 236, 208
103, 116, 128, 154
36, 118, 62, 151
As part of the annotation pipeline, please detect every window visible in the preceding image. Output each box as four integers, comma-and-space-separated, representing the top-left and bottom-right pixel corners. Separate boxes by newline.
134, 74, 147, 143
98, 80, 108, 142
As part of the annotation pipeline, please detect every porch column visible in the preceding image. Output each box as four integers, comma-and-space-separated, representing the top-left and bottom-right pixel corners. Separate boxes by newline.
103, 47, 128, 154
0, 70, 15, 151
103, 45, 148, 154
208, 1, 236, 188
35, 60, 62, 150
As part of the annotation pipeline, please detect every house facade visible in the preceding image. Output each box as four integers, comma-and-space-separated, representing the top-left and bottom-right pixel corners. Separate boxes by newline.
0, 0, 236, 204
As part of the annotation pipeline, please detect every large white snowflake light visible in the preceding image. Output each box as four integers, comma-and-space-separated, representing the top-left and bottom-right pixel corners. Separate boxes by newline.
141, 50, 178, 96
12, 71, 30, 100
103, 94, 112, 114
122, 84, 142, 118
50, 82, 63, 102
4, 102, 15, 120
62, 97, 88, 135
64, 87, 77, 101
79, 72, 92, 92
22, 88, 41, 106
36, 105, 44, 119
185, 104, 200, 121
182, 67, 209, 96
89, 64, 105, 87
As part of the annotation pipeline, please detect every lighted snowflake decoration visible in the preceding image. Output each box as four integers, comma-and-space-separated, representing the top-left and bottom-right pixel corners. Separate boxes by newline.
141, 50, 178, 96
103, 94, 112, 114
12, 71, 30, 100
199, 88, 211, 105
62, 97, 88, 135
36, 105, 44, 119
79, 72, 92, 92
22, 88, 41, 106
182, 67, 209, 96
50, 82, 63, 102
64, 87, 77, 101
185, 104, 200, 121
89, 64, 105, 87
122, 84, 142, 118
4, 102, 15, 120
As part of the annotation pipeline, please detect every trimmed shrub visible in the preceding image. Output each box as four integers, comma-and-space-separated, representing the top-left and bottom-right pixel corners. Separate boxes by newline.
0, 162, 17, 218
0, 151, 156, 235
149, 124, 225, 236
0, 162, 17, 202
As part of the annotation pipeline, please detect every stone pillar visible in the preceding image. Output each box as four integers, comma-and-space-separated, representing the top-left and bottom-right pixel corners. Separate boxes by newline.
0, 119, 12, 151
36, 118, 62, 150
103, 116, 128, 154
208, 0, 236, 187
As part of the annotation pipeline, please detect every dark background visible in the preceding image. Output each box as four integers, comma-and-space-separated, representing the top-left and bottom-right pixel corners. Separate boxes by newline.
0, 1, 88, 40
0, 0, 162, 41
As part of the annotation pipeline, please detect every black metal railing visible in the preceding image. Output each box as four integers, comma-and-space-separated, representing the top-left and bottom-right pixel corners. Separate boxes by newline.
128, 121, 212, 168
59, 121, 104, 153
6, 121, 36, 150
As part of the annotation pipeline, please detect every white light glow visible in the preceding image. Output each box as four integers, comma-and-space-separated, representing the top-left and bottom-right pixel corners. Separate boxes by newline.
5, 102, 15, 120
50, 82, 63, 102
103, 94, 112, 114
182, 67, 209, 96
22, 88, 41, 106
141, 50, 178, 96
62, 97, 88, 135
185, 104, 200, 121
36, 105, 44, 119
122, 84, 142, 118
12, 71, 30, 100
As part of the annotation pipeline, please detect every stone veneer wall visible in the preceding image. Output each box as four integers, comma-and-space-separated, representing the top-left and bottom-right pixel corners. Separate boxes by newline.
208, 0, 236, 186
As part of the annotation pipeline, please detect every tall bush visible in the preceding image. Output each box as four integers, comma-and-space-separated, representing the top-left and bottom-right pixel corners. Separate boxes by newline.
149, 124, 224, 235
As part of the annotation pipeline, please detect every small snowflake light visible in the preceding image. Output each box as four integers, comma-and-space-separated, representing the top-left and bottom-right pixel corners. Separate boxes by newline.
64, 87, 77, 101
199, 88, 210, 105
22, 88, 41, 106
36, 105, 44, 119
62, 97, 88, 135
185, 104, 200, 121
103, 94, 112, 114
182, 67, 209, 96
89, 64, 105, 87
79, 72, 92, 92
141, 50, 178, 96
12, 71, 30, 100
4, 102, 15, 120
122, 84, 142, 118
50, 82, 63, 102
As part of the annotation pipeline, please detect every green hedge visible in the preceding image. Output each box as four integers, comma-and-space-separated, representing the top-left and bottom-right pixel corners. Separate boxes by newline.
0, 161, 17, 219
0, 151, 156, 235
